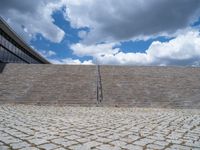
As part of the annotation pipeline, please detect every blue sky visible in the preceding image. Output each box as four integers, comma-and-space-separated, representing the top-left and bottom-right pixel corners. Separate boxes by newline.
1, 0, 200, 66
31, 10, 172, 61
31, 9, 92, 62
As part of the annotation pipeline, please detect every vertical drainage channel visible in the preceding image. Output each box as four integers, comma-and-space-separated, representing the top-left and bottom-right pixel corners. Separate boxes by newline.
96, 65, 103, 105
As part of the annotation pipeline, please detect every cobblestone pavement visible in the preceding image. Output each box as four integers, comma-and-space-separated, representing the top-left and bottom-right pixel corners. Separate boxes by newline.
0, 105, 200, 150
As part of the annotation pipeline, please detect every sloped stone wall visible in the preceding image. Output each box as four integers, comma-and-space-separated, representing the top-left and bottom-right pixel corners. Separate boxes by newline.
0, 64, 200, 108
101, 66, 200, 108
0, 64, 97, 106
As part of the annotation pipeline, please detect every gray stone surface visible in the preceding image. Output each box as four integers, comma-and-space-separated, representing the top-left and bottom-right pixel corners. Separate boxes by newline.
0, 104, 199, 149
100, 66, 200, 108
0, 64, 97, 106
0, 64, 200, 108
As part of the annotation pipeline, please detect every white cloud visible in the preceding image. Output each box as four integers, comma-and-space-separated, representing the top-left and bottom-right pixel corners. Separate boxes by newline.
71, 42, 120, 57
2, 0, 200, 67
39, 50, 57, 58
50, 58, 93, 65
65, 0, 200, 44
0, 0, 65, 43
70, 30, 200, 66
3, 0, 199, 44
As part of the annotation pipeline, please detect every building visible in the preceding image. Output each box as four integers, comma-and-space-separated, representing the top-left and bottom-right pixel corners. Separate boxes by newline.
0, 17, 49, 64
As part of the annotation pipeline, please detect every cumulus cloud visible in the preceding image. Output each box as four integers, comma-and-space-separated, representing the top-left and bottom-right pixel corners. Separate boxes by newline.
71, 42, 120, 57
50, 58, 93, 65
39, 50, 57, 58
71, 30, 200, 66
66, 0, 200, 44
2, 0, 200, 66
0, 0, 65, 43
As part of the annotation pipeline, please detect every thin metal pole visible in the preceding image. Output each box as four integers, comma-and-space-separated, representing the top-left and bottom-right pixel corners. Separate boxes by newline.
98, 65, 103, 103
96, 58, 103, 104
96, 58, 99, 104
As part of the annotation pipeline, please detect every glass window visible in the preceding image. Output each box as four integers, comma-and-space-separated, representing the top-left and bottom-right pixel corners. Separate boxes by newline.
0, 47, 3, 61
15, 47, 20, 56
10, 42, 15, 53
13, 46, 17, 54
5, 39, 9, 50
2, 36, 6, 47
0, 34, 2, 45
2, 48, 8, 62
0, 32, 42, 64
8, 41, 12, 50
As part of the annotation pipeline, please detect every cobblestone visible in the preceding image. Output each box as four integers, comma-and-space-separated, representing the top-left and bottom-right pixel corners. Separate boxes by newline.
10, 141, 30, 149
0, 104, 200, 149
38, 143, 59, 150
0, 145, 10, 150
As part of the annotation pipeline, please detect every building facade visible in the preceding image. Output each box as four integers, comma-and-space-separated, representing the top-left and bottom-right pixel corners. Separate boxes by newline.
0, 17, 49, 64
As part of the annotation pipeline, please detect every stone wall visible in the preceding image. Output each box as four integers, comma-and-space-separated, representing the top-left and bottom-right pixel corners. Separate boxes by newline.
101, 66, 200, 108
0, 64, 97, 106
0, 64, 200, 108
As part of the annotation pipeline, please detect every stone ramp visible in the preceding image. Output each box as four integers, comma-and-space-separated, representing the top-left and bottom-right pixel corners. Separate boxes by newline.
0, 64, 200, 108
0, 64, 97, 106
100, 66, 200, 108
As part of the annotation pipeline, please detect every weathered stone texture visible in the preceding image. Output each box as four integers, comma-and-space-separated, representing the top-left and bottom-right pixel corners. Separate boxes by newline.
0, 64, 200, 108
101, 66, 200, 108
0, 64, 97, 106
0, 105, 199, 149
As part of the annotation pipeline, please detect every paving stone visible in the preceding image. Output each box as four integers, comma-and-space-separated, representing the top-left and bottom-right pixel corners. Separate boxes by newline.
28, 138, 49, 145
110, 140, 127, 147
59, 140, 78, 147
119, 138, 134, 144
148, 135, 166, 141
166, 139, 183, 144
51, 138, 66, 145
146, 143, 165, 149
96, 137, 113, 143
10, 141, 30, 149
54, 148, 66, 150
169, 144, 193, 150
121, 144, 143, 150
15, 133, 29, 138
0, 145, 10, 150
83, 141, 101, 148
65, 135, 81, 140
96, 144, 121, 150
127, 135, 140, 141
68, 144, 90, 150
20, 147, 40, 150
75, 138, 91, 143
38, 143, 59, 150
154, 140, 169, 146
133, 138, 154, 146
0, 105, 200, 150
167, 133, 183, 140
0, 137, 22, 144
184, 141, 200, 148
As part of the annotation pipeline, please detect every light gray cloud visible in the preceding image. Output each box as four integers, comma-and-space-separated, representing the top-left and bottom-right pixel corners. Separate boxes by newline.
66, 0, 200, 44
0, 0, 65, 43
39, 50, 57, 58
2, 0, 200, 66
71, 30, 200, 66
50, 58, 93, 65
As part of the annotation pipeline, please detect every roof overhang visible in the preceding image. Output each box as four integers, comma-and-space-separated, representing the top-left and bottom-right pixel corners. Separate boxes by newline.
0, 17, 50, 64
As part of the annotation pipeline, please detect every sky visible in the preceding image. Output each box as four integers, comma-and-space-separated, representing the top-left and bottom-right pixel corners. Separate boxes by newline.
1, 0, 200, 66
